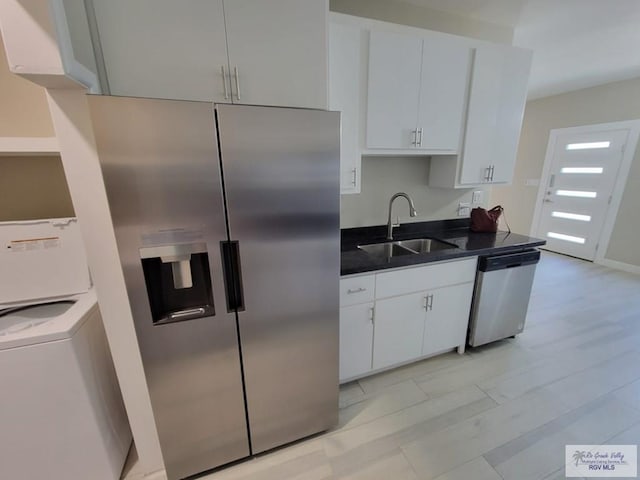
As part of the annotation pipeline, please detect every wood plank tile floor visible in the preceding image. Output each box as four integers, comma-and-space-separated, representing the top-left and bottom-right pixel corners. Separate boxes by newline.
124, 251, 640, 480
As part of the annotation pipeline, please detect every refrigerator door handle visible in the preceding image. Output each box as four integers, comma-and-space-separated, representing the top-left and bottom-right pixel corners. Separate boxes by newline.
221, 240, 245, 312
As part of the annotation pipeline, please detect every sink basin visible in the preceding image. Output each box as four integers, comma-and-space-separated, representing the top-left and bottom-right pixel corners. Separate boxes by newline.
358, 238, 458, 259
395, 238, 458, 254
358, 242, 414, 258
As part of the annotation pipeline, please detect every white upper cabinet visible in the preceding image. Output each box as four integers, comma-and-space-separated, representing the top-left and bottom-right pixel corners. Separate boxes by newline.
366, 30, 471, 152
94, 0, 230, 102
0, 0, 100, 90
459, 45, 532, 185
366, 31, 423, 150
329, 22, 364, 194
223, 0, 327, 109
417, 36, 471, 151
93, 0, 328, 108
430, 44, 532, 187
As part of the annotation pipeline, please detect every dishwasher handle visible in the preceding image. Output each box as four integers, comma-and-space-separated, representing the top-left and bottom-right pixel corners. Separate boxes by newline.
478, 249, 540, 272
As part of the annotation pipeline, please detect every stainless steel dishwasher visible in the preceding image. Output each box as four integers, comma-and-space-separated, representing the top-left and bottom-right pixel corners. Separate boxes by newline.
468, 249, 540, 347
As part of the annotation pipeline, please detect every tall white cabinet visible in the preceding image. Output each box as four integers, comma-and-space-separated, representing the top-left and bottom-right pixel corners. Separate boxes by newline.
329, 22, 365, 194
92, 0, 328, 109
429, 45, 533, 187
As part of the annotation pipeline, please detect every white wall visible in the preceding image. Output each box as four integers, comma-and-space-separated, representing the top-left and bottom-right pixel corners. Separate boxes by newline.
330, 0, 513, 44
341, 156, 490, 227
491, 76, 640, 268
46, 89, 165, 477
0, 35, 54, 137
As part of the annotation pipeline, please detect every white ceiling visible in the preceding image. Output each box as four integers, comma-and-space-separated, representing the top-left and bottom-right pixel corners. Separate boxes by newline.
403, 0, 640, 99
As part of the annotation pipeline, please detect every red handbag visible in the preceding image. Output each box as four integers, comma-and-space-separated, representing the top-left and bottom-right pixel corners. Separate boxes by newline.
470, 205, 509, 233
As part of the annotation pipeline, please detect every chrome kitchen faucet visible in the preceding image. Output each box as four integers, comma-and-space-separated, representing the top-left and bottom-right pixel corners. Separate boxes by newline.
387, 192, 418, 240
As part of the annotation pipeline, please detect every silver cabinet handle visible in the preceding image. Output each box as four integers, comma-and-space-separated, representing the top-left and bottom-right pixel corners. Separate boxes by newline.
490, 165, 495, 182
411, 129, 418, 146
427, 294, 434, 311
485, 166, 492, 182
549, 174, 556, 188
369, 307, 375, 323
233, 66, 241, 101
347, 287, 366, 294
351, 168, 357, 186
423, 295, 428, 310
417, 127, 423, 147
221, 66, 229, 100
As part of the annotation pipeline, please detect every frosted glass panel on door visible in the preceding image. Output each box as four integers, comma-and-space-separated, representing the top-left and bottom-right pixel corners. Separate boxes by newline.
535, 128, 629, 260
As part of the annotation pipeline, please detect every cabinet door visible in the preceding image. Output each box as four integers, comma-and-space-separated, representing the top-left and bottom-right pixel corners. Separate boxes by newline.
93, 0, 231, 102
339, 302, 374, 382
223, 0, 328, 109
417, 37, 471, 151
330, 22, 362, 194
373, 292, 426, 370
422, 283, 473, 356
459, 45, 532, 185
366, 31, 422, 149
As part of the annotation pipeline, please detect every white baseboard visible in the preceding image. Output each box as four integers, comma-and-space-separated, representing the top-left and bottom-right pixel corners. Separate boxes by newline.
596, 258, 640, 275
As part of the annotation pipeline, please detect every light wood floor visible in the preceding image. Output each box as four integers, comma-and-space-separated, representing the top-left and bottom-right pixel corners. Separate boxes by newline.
127, 252, 640, 480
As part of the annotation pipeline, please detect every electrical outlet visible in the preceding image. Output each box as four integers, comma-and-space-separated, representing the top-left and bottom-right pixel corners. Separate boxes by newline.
458, 202, 471, 217
472, 190, 483, 205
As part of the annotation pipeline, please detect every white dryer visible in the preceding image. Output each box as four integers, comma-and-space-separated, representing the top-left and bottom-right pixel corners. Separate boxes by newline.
0, 289, 132, 480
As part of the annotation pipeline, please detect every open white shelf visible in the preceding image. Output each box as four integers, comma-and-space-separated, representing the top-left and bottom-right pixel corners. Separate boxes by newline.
0, 137, 59, 156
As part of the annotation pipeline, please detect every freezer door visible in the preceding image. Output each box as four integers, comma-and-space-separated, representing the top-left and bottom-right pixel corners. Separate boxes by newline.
88, 96, 250, 480
216, 104, 340, 453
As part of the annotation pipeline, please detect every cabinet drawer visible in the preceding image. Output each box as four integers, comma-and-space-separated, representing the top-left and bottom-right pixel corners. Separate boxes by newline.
340, 275, 375, 306
376, 257, 477, 299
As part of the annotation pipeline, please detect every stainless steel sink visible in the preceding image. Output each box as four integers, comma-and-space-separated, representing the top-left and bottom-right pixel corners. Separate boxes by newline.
395, 238, 457, 254
358, 242, 415, 258
358, 238, 458, 259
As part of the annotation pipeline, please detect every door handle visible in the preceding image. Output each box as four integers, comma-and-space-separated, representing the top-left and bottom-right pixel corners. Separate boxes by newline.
220, 240, 245, 312
233, 66, 241, 101
221, 66, 229, 100
417, 127, 423, 147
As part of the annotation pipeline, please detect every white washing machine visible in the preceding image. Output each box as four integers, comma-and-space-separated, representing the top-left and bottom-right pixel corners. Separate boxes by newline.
0, 289, 132, 480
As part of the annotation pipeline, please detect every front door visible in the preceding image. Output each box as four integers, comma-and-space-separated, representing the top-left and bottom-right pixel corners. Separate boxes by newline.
534, 127, 629, 260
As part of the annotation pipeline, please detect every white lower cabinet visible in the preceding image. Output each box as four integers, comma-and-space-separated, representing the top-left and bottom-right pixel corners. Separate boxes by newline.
339, 257, 477, 383
373, 292, 426, 370
422, 282, 474, 356
339, 302, 374, 381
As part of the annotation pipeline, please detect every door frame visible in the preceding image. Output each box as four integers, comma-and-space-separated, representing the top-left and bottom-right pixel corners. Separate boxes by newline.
531, 119, 640, 264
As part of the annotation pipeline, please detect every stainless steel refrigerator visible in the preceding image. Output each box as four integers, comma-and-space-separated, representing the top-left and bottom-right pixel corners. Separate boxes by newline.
87, 96, 340, 480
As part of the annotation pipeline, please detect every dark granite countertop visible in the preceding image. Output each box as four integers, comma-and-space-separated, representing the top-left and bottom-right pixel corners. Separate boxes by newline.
341, 219, 546, 276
